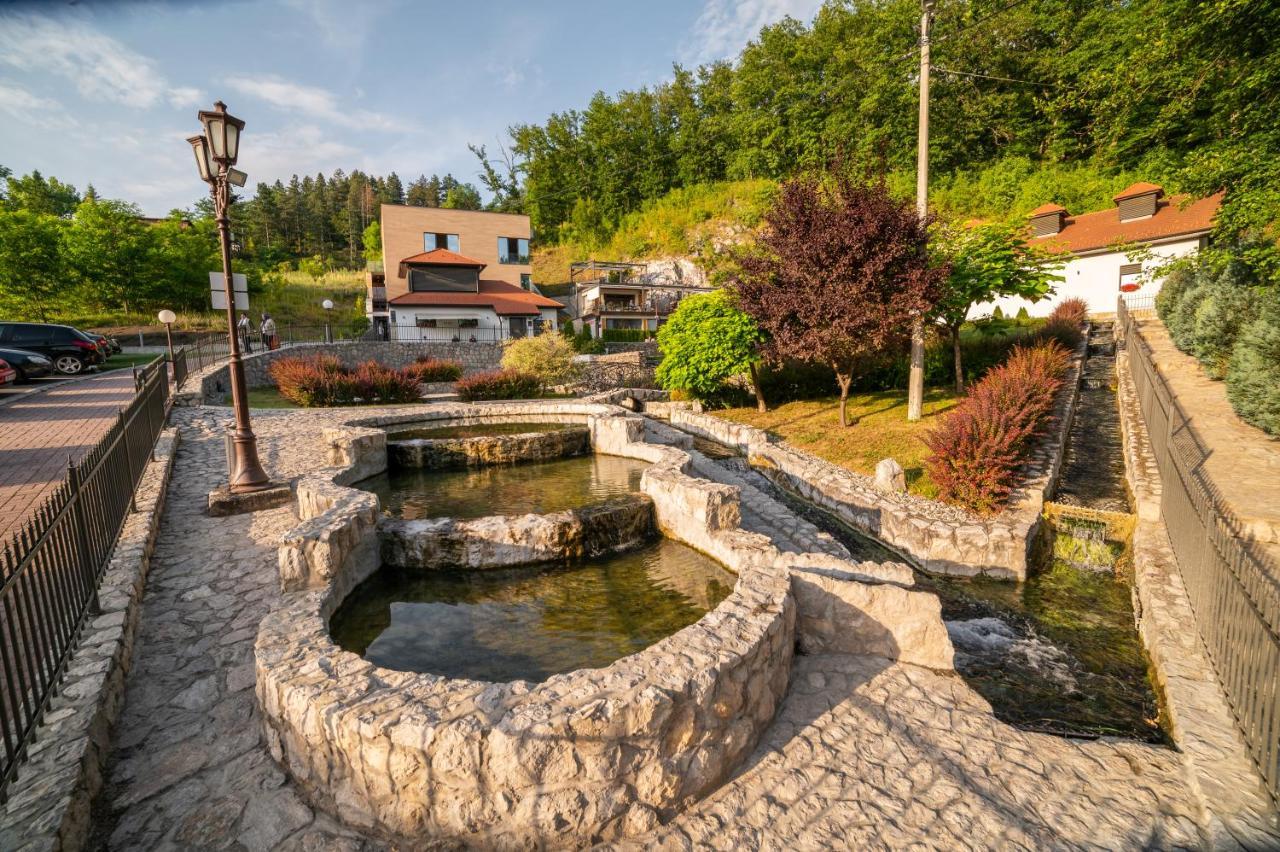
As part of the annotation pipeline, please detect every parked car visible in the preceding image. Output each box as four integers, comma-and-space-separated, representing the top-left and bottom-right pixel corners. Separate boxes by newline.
0, 358, 16, 386
91, 333, 122, 355
0, 322, 106, 375
0, 346, 54, 382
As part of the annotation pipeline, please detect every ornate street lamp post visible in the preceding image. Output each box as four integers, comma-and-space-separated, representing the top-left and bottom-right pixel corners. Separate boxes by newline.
188, 101, 273, 493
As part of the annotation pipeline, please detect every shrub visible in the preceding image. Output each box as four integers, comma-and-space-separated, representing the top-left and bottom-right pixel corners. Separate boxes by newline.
405, 357, 463, 383
455, 369, 543, 401
1191, 280, 1258, 378
501, 334, 578, 385
1165, 279, 1209, 351
924, 341, 1070, 513
601, 328, 653, 343
1048, 297, 1089, 327
1226, 289, 1280, 435
1154, 263, 1195, 323
268, 355, 421, 406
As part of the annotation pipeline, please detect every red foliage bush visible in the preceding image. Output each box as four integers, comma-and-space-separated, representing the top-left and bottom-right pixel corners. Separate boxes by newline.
924, 341, 1070, 513
1049, 297, 1089, 327
455, 369, 542, 402
268, 355, 421, 407
404, 357, 463, 383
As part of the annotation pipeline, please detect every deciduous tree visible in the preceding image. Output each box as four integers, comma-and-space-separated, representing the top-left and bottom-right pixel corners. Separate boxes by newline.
733, 172, 946, 426
655, 289, 767, 410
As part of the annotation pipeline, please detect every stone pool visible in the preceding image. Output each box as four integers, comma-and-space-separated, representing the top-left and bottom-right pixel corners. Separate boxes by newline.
330, 537, 735, 682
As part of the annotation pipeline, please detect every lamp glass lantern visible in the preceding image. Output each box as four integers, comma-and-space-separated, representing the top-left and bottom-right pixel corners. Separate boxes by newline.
187, 135, 213, 183
198, 101, 245, 166
157, 309, 177, 325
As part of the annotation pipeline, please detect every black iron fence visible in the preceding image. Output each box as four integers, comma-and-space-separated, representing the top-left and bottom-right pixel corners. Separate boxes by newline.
0, 357, 170, 801
1117, 297, 1280, 801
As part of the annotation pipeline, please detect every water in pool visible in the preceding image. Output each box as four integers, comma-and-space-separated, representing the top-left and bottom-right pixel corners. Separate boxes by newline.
329, 538, 736, 682
389, 421, 577, 440
357, 454, 650, 520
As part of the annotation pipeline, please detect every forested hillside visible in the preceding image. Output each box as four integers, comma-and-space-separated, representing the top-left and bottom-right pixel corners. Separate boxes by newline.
510, 0, 1279, 279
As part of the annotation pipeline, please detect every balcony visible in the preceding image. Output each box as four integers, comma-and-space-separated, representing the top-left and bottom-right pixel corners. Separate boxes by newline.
369, 285, 388, 313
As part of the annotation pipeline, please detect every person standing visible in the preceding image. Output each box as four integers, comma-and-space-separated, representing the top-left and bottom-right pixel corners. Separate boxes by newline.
261, 313, 278, 350
237, 312, 253, 353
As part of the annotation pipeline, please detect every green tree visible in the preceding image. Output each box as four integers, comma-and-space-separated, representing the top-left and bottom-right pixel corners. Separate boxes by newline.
441, 183, 483, 211
63, 198, 154, 313
362, 220, 382, 264
930, 220, 1061, 392
298, 254, 327, 283
656, 289, 767, 410
2, 169, 81, 216
0, 209, 65, 321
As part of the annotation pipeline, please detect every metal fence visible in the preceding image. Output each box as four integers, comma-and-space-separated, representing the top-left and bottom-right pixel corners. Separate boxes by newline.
0, 357, 171, 801
1117, 297, 1280, 801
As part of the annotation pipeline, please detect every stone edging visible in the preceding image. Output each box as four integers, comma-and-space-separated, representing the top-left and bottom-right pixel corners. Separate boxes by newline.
0, 430, 181, 852
256, 400, 953, 847
1115, 349, 1280, 847
388, 424, 589, 469
667, 334, 1087, 580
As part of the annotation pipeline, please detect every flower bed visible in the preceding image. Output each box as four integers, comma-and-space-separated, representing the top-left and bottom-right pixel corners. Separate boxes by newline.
268, 355, 422, 407
403, 356, 463, 383
455, 368, 542, 401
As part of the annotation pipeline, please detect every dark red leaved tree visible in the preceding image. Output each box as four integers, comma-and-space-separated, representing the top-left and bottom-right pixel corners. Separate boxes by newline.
731, 172, 947, 426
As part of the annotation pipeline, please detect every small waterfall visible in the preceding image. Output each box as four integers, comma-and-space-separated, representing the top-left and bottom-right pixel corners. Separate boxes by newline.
578, 494, 657, 558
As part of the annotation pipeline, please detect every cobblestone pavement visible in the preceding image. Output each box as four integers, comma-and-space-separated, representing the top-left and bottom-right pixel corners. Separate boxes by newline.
95, 404, 1215, 850
0, 371, 138, 542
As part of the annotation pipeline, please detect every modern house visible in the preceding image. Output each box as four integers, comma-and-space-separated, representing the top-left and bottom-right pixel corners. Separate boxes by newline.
568, 260, 712, 338
975, 182, 1223, 317
366, 206, 559, 340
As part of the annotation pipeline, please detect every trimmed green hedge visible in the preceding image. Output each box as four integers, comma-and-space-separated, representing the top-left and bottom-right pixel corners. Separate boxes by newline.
601, 328, 654, 342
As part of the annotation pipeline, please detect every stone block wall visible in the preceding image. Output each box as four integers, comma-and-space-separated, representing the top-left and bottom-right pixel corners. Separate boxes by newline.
388, 426, 589, 469
199, 341, 502, 403
667, 333, 1086, 581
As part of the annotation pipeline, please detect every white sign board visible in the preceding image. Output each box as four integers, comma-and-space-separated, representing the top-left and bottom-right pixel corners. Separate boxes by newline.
210, 272, 249, 310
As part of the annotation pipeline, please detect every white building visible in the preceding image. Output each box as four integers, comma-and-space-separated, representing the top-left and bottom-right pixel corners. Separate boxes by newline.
975, 182, 1223, 318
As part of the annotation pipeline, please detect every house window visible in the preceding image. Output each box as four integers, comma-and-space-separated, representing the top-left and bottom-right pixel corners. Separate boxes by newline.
498, 237, 530, 264
408, 266, 479, 292
424, 232, 460, 252
520, 273, 532, 290
416, 318, 438, 328
1119, 262, 1143, 292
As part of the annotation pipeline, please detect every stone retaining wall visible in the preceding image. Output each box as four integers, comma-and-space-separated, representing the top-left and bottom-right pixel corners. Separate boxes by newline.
258, 400, 953, 847
388, 425, 589, 469
381, 495, 655, 569
0, 431, 180, 852
199, 341, 502, 404
668, 334, 1086, 580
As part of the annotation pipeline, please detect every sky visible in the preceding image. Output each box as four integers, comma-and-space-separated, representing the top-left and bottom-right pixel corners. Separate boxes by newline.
0, 0, 823, 216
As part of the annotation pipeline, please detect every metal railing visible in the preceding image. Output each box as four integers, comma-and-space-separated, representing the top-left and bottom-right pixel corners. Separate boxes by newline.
0, 357, 170, 801
1117, 297, 1280, 800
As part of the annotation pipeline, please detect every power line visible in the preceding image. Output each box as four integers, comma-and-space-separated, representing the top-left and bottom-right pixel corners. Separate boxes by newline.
933, 66, 1070, 89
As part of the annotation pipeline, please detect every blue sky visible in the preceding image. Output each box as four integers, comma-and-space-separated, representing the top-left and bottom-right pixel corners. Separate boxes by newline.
0, 0, 822, 216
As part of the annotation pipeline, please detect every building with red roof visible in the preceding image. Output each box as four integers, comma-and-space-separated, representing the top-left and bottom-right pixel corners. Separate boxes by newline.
366, 206, 562, 341
976, 182, 1222, 318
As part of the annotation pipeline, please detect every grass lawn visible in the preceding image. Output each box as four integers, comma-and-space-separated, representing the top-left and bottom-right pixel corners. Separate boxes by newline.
719, 388, 962, 498
100, 352, 165, 372
246, 386, 301, 409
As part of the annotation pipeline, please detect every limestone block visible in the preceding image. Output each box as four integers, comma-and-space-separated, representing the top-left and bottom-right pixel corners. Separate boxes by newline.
874, 457, 907, 493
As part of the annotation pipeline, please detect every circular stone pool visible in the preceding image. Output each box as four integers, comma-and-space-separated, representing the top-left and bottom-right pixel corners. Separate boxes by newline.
357, 453, 650, 520
388, 420, 577, 440
329, 537, 735, 682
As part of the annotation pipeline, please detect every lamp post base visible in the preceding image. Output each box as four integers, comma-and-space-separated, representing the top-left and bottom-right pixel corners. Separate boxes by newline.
207, 482, 293, 517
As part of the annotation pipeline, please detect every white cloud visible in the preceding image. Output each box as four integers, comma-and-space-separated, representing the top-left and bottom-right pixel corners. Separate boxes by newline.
0, 81, 76, 129
238, 123, 361, 183
0, 12, 199, 110
680, 0, 824, 66
225, 74, 408, 132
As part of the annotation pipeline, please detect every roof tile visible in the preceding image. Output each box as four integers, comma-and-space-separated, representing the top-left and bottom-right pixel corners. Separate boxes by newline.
1032, 192, 1222, 255
388, 279, 562, 316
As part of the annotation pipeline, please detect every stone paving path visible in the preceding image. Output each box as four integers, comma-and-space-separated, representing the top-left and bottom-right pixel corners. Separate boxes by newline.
94, 404, 1217, 850
0, 371, 138, 542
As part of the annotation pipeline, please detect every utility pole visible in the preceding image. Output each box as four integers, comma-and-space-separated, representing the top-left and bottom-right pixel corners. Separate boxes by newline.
907, 0, 935, 422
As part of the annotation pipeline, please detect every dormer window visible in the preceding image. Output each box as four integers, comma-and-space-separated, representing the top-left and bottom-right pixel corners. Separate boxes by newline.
1027, 203, 1067, 237
1113, 182, 1164, 222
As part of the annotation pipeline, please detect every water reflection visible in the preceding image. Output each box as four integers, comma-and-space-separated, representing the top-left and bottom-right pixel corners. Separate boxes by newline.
329, 538, 735, 682
356, 454, 650, 520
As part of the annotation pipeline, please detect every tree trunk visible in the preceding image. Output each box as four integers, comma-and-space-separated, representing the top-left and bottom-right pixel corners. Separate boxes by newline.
952, 324, 964, 395
835, 368, 853, 427
749, 361, 767, 412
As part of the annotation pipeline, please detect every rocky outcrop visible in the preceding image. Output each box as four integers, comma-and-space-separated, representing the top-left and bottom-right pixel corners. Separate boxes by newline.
381, 494, 656, 569
388, 425, 589, 469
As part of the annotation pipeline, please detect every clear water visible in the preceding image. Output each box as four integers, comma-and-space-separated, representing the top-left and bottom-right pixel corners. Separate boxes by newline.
389, 421, 577, 440
356, 454, 650, 520
329, 538, 736, 682
722, 453, 1164, 743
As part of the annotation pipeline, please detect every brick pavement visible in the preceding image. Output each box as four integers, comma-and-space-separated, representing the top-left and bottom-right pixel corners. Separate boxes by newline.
0, 371, 139, 542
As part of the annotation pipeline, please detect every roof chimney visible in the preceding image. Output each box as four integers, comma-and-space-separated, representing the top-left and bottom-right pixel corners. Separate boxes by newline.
1027, 203, 1067, 237
1113, 182, 1164, 221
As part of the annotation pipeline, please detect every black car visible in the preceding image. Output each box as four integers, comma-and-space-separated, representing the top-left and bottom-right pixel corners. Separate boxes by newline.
91, 333, 122, 355
0, 322, 106, 375
0, 346, 54, 382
